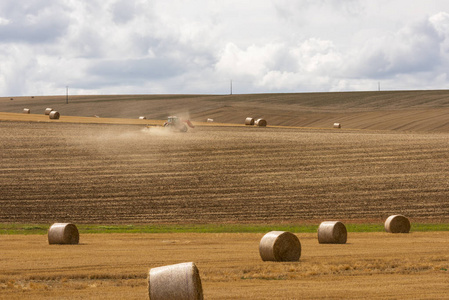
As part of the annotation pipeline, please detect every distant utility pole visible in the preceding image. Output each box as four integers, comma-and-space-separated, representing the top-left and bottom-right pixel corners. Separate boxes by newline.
230, 79, 233, 95
378, 82, 380, 91
66, 86, 69, 104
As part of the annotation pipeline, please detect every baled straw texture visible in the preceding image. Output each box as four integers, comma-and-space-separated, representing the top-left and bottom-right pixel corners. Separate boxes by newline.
333, 123, 341, 128
44, 108, 53, 115
385, 215, 411, 233
48, 223, 79, 244
148, 262, 203, 300
23, 108, 30, 114
207, 118, 214, 122
255, 118, 267, 126
259, 231, 301, 262
318, 221, 347, 244
244, 117, 255, 125
49, 111, 60, 119
139, 116, 147, 119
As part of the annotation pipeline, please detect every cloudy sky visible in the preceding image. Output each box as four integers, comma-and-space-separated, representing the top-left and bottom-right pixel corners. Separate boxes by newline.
1, 0, 449, 96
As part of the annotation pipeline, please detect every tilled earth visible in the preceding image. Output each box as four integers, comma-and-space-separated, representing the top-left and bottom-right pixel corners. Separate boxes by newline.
1, 121, 448, 224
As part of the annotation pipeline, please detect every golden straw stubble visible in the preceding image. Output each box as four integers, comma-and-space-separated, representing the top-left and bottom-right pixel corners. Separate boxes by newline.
259, 231, 301, 262
148, 262, 203, 300
318, 221, 347, 244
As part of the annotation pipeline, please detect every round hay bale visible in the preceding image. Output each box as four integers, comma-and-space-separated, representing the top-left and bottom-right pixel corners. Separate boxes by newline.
244, 117, 254, 125
44, 108, 53, 115
385, 215, 411, 233
148, 262, 203, 300
259, 231, 301, 262
23, 108, 30, 114
206, 118, 214, 122
255, 118, 267, 127
48, 223, 79, 245
318, 221, 347, 244
49, 111, 60, 119
139, 116, 147, 120
333, 123, 341, 128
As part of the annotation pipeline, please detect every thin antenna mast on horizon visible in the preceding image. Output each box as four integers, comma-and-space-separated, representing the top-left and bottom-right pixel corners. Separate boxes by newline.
230, 79, 233, 95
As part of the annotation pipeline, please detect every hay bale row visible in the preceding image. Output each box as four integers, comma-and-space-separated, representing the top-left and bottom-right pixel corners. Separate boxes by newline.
48, 223, 79, 245
49, 111, 60, 119
255, 118, 267, 126
23, 108, 30, 114
149, 262, 203, 300
318, 221, 347, 244
385, 215, 410, 233
244, 117, 254, 125
244, 117, 267, 126
259, 231, 301, 262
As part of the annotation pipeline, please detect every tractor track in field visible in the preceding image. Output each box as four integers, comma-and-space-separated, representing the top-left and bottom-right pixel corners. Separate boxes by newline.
1, 121, 449, 224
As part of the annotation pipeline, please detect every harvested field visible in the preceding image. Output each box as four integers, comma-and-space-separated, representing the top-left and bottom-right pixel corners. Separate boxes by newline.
3, 90, 449, 131
0, 121, 448, 224
0, 232, 448, 299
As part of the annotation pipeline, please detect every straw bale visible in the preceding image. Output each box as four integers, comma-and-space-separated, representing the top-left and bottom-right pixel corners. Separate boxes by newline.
44, 108, 53, 115
259, 231, 301, 262
48, 223, 79, 244
385, 215, 411, 233
333, 123, 341, 128
139, 116, 147, 120
244, 117, 254, 125
207, 118, 214, 122
148, 262, 203, 300
23, 108, 30, 114
255, 118, 267, 127
49, 111, 60, 119
318, 221, 347, 244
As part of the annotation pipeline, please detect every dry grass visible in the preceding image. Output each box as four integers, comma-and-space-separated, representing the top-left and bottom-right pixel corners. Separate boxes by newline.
0, 232, 448, 299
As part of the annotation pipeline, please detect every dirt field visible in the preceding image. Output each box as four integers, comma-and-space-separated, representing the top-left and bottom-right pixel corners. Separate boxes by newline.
1, 121, 448, 224
1, 232, 448, 299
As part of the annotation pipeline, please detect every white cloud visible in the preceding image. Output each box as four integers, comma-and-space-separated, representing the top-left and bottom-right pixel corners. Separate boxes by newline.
1, 0, 449, 96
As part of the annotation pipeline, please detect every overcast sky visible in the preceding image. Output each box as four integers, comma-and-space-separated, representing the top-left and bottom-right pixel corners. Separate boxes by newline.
2, 0, 449, 96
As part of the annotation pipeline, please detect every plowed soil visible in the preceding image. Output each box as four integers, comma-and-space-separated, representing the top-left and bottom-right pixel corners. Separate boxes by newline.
1, 121, 448, 224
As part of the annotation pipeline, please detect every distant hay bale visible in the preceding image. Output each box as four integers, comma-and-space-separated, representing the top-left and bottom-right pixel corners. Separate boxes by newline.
23, 108, 30, 114
48, 223, 79, 245
49, 111, 60, 119
139, 116, 147, 120
148, 262, 203, 300
318, 221, 347, 244
244, 117, 254, 125
255, 118, 267, 127
259, 231, 301, 262
207, 118, 214, 122
333, 123, 341, 128
385, 215, 411, 233
44, 108, 53, 115
10, 98, 13, 100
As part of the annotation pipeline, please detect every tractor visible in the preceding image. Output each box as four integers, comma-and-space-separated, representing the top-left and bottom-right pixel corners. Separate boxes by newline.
163, 116, 194, 132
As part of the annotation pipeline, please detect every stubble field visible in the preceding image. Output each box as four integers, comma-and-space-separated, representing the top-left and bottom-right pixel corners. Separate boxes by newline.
1, 232, 449, 299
